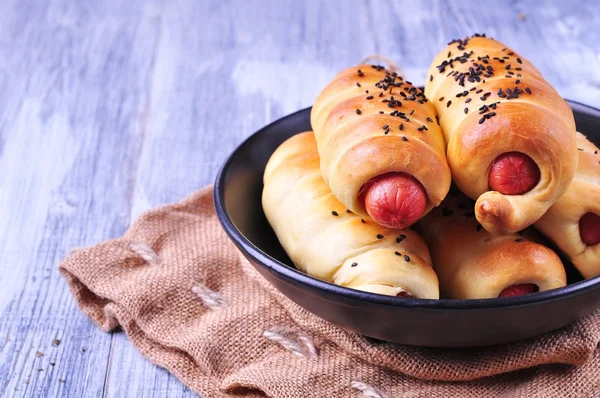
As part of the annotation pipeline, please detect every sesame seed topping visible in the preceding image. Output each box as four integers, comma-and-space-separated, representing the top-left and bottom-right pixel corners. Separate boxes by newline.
366, 95, 374, 100
447, 100, 452, 107
464, 107, 468, 114
404, 255, 410, 262
399, 123, 404, 130
396, 234, 406, 243
331, 211, 339, 216
401, 136, 408, 141
356, 109, 361, 115
377, 234, 384, 239
418, 125, 428, 131
351, 262, 358, 267
525, 87, 532, 94
427, 117, 433, 123
517, 57, 522, 64
395, 251, 401, 256
465, 98, 472, 103
361, 219, 366, 223
356, 82, 361, 87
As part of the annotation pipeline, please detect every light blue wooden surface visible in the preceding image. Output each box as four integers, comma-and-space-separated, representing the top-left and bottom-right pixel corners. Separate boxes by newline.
0, 0, 599, 396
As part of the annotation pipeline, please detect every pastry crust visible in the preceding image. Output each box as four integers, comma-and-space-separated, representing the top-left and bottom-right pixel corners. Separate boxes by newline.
262, 131, 440, 299
534, 132, 600, 279
415, 190, 566, 299
425, 35, 577, 235
310, 65, 451, 220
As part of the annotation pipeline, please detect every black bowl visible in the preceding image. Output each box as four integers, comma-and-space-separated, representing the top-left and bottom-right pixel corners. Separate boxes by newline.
214, 101, 600, 347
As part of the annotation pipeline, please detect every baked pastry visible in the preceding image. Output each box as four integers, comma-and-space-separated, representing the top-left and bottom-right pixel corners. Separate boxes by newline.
311, 64, 451, 230
415, 190, 566, 299
534, 132, 600, 279
262, 131, 439, 298
425, 34, 577, 235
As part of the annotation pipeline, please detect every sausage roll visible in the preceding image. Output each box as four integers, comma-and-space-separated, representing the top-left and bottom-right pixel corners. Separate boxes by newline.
535, 132, 600, 279
311, 64, 451, 230
262, 131, 439, 298
425, 34, 577, 235
415, 189, 566, 299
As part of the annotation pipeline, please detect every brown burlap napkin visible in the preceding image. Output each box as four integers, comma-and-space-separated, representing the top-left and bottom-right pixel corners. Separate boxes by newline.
59, 186, 600, 398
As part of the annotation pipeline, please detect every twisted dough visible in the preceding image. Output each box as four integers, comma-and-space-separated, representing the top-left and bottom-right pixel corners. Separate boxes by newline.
311, 64, 451, 229
415, 189, 566, 299
262, 131, 439, 299
425, 35, 577, 235
535, 132, 600, 279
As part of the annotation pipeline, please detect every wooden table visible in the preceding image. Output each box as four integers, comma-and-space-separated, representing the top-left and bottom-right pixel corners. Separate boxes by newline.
1, 0, 599, 396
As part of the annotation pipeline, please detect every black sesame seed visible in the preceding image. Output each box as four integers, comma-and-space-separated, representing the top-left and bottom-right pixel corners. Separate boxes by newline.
399, 123, 404, 130
396, 234, 406, 243
476, 89, 483, 94
525, 87, 532, 94
505, 64, 511, 70
377, 234, 384, 239
465, 97, 472, 103
351, 262, 358, 267
361, 219, 366, 223
418, 125, 428, 131
410, 109, 415, 115
331, 211, 339, 216
427, 117, 433, 123
479, 117, 485, 124
430, 75, 433, 81
515, 79, 521, 84
366, 95, 374, 100
439, 96, 445, 101
404, 255, 410, 262
395, 251, 401, 256
382, 125, 389, 129
447, 100, 452, 107
464, 107, 468, 114
401, 136, 408, 141
517, 57, 522, 64
356, 109, 362, 115
356, 82, 361, 87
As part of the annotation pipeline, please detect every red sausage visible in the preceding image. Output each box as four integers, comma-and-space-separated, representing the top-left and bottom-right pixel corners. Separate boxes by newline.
488, 152, 540, 195
396, 291, 411, 298
580, 212, 600, 246
361, 172, 427, 230
498, 283, 539, 298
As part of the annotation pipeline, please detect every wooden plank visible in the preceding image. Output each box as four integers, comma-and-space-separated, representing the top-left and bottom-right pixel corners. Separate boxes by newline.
0, 0, 599, 397
0, 0, 160, 396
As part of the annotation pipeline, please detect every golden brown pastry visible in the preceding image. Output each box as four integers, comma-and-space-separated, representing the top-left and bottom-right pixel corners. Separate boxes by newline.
415, 190, 566, 299
262, 131, 439, 298
425, 34, 577, 235
310, 64, 451, 230
534, 132, 600, 279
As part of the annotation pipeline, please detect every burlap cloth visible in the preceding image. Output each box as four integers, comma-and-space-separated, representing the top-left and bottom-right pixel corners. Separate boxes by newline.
59, 186, 600, 397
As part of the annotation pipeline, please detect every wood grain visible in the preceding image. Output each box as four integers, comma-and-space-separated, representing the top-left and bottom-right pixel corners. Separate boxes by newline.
0, 0, 598, 396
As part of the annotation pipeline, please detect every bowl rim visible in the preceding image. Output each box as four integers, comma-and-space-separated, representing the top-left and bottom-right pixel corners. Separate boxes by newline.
214, 100, 600, 310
